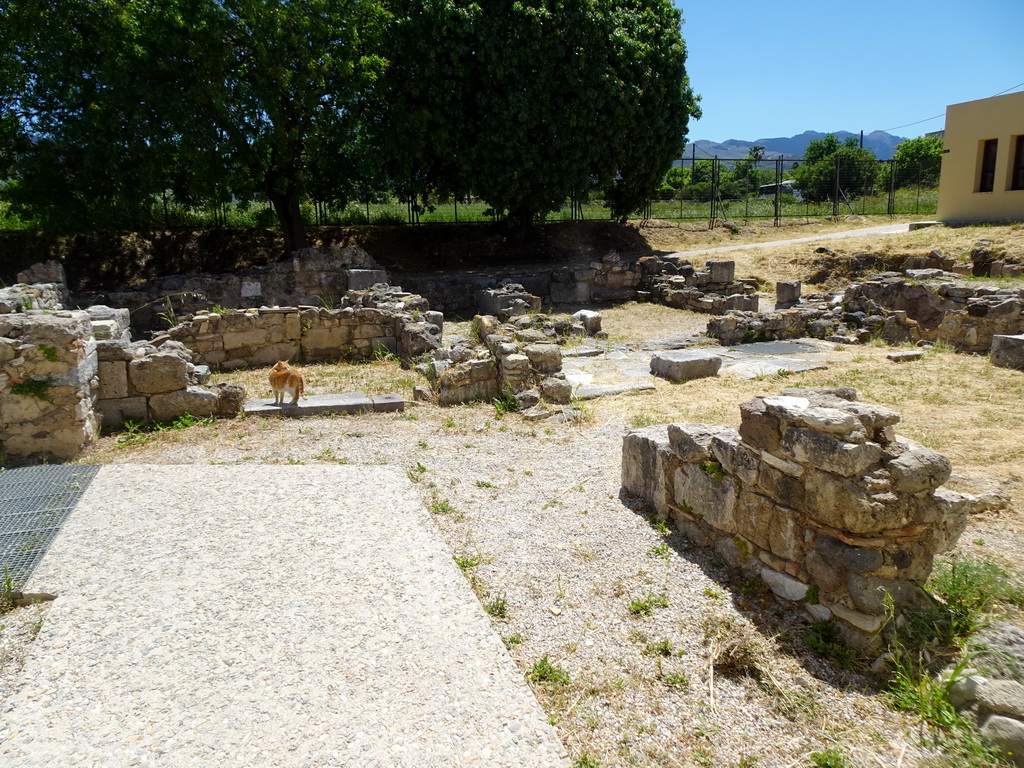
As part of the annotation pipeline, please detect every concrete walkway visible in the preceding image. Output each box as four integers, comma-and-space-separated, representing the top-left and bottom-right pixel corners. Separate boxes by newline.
667, 222, 911, 259
0, 465, 569, 768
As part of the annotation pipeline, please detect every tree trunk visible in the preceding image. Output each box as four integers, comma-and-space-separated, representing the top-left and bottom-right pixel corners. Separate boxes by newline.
271, 193, 308, 254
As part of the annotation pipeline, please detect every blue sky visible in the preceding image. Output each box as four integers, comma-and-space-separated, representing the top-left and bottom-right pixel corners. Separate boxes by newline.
679, 0, 1024, 142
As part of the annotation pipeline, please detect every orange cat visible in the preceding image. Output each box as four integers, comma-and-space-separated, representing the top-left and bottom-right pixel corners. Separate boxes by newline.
269, 360, 305, 405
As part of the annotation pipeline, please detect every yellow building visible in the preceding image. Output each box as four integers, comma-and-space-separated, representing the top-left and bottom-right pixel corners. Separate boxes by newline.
936, 91, 1024, 223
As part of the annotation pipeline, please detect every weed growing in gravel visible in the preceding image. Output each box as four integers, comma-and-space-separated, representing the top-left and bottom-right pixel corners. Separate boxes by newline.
647, 543, 671, 560
429, 498, 462, 520
1, 566, 15, 616
629, 593, 669, 616
407, 462, 427, 482
474, 479, 494, 488
921, 554, 1024, 642
642, 638, 674, 657
887, 651, 1004, 767
116, 419, 154, 447
804, 619, 858, 669
502, 634, 524, 649
452, 553, 481, 572
572, 752, 600, 768
484, 594, 508, 620
661, 671, 690, 690
646, 515, 671, 535
809, 747, 853, 768
529, 655, 571, 686
492, 390, 518, 419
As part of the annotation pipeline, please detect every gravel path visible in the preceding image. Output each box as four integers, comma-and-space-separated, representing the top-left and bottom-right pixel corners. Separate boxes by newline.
0, 465, 569, 768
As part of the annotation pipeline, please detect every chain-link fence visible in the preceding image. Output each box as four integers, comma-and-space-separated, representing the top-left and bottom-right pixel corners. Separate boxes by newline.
639, 156, 939, 227
3, 154, 936, 231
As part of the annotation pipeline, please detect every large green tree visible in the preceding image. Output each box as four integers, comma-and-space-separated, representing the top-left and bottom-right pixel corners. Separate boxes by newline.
0, 0, 387, 250
378, 0, 699, 225
792, 134, 878, 204
889, 134, 943, 188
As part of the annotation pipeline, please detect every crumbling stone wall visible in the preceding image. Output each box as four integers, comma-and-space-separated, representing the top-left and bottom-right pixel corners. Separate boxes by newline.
95, 338, 243, 429
420, 302, 600, 407
161, 287, 440, 370
622, 388, 973, 650
1, 310, 99, 463
709, 276, 1023, 350
638, 258, 759, 314
396, 252, 643, 313
84, 246, 386, 333
2, 301, 244, 463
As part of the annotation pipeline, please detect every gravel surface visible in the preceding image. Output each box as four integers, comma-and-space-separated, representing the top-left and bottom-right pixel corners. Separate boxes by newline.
0, 464, 569, 767
8, 404, 943, 767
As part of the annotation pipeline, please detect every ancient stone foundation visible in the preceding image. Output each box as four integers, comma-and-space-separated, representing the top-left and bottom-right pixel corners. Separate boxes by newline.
2, 305, 245, 464
161, 287, 440, 370
621, 388, 974, 650
640, 258, 759, 314
0, 310, 99, 463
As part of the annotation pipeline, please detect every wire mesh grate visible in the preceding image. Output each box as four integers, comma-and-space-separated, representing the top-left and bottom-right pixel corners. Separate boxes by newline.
0, 465, 99, 588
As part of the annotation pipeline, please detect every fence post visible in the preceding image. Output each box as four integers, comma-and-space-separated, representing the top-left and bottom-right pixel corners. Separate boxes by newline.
774, 157, 783, 227
916, 161, 923, 214
832, 158, 841, 219
887, 160, 896, 217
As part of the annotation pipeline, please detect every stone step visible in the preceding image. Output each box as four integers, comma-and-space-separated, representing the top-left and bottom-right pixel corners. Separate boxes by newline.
244, 392, 405, 417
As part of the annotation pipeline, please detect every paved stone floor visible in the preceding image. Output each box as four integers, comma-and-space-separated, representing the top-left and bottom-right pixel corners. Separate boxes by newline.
0, 465, 568, 768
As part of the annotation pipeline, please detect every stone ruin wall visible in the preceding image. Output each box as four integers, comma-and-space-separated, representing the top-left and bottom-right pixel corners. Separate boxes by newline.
622, 388, 976, 650
1, 305, 245, 463
161, 303, 441, 371
0, 310, 100, 463
397, 254, 758, 315
636, 257, 759, 314
82, 247, 388, 333
709, 276, 1024, 353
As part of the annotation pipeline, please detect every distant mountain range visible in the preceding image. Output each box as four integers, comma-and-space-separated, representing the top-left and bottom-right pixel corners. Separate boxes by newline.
688, 130, 908, 161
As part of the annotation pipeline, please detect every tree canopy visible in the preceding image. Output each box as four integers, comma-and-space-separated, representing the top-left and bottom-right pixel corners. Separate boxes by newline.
889, 134, 943, 188
791, 133, 878, 204
0, 0, 699, 244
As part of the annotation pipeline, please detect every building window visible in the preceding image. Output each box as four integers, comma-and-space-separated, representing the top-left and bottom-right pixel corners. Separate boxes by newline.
978, 138, 998, 192
1012, 135, 1024, 191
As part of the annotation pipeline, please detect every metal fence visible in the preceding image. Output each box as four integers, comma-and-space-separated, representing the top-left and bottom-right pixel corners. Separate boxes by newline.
637, 156, 939, 228
4, 155, 936, 231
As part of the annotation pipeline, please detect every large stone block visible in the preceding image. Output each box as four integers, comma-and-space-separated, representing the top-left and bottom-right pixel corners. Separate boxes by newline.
674, 463, 737, 533
804, 468, 912, 533
981, 716, 1024, 768
400, 322, 442, 358
650, 350, 722, 382
668, 423, 731, 462
706, 260, 735, 284
710, 431, 760, 486
97, 396, 149, 428
98, 360, 128, 400
992, 334, 1024, 370
734, 490, 800, 560
148, 386, 220, 421
738, 398, 783, 453
621, 426, 674, 517
129, 352, 190, 395
781, 427, 883, 477
347, 269, 388, 290
887, 448, 952, 494
222, 327, 270, 350
523, 343, 562, 374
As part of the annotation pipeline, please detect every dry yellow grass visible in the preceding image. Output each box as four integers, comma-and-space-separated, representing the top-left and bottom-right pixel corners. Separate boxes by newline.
637, 219, 1024, 287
